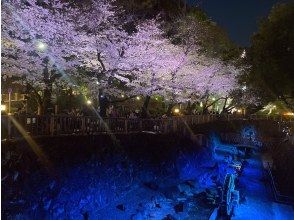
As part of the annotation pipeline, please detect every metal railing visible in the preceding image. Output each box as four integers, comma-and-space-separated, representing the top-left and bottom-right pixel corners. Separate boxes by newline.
1, 114, 293, 140
266, 162, 294, 205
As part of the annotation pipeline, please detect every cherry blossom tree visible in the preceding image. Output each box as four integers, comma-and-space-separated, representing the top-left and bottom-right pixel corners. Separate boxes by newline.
2, 0, 242, 116
2, 0, 82, 114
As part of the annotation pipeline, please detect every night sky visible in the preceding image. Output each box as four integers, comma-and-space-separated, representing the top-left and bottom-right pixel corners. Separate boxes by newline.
191, 0, 292, 46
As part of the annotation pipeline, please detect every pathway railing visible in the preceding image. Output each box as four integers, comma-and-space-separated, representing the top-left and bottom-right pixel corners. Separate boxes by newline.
266, 162, 294, 205
1, 114, 293, 140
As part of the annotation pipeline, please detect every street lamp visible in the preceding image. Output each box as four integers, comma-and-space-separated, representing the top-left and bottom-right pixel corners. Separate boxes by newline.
37, 41, 47, 51
8, 88, 12, 115
174, 108, 180, 114
240, 49, 246, 58
1, 104, 6, 112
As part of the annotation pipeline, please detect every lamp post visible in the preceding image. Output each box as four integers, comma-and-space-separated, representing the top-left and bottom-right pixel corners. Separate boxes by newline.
8, 88, 12, 115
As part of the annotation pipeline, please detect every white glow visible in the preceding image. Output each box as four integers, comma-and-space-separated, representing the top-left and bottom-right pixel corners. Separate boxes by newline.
174, 108, 180, 113
241, 49, 246, 58
86, 100, 92, 105
37, 42, 47, 51
1, 104, 6, 111
136, 96, 141, 100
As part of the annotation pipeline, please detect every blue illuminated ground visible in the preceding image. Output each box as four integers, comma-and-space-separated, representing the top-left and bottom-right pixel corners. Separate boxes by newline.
233, 155, 294, 220
3, 139, 294, 219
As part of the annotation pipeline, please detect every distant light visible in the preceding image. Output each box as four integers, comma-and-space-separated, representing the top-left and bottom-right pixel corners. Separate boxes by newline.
174, 108, 180, 114
200, 102, 203, 107
136, 96, 141, 100
155, 97, 158, 101
86, 100, 92, 105
242, 85, 247, 91
237, 109, 242, 113
284, 112, 294, 116
1, 104, 6, 111
212, 97, 216, 101
96, 81, 100, 85
37, 41, 47, 51
241, 49, 246, 58
121, 94, 125, 98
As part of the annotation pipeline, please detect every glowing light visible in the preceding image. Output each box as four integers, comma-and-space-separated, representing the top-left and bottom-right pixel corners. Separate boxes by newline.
241, 49, 246, 58
121, 94, 125, 98
86, 100, 92, 105
155, 97, 158, 101
1, 104, 6, 111
174, 108, 180, 113
242, 85, 247, 91
237, 109, 242, 113
136, 96, 141, 100
212, 97, 216, 101
200, 102, 203, 107
96, 81, 100, 85
37, 41, 47, 51
284, 112, 294, 116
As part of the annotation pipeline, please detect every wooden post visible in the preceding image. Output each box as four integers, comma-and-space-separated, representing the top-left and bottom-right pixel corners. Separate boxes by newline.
139, 120, 143, 132
54, 105, 58, 115
173, 118, 177, 133
81, 117, 85, 135
7, 116, 12, 140
125, 119, 128, 134
50, 116, 55, 136
164, 120, 168, 134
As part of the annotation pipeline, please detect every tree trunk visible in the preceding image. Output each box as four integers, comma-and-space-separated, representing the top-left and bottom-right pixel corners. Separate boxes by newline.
141, 95, 150, 118
221, 97, 228, 113
68, 88, 73, 111
166, 103, 175, 116
186, 101, 196, 115
42, 86, 53, 115
37, 104, 44, 115
99, 93, 108, 117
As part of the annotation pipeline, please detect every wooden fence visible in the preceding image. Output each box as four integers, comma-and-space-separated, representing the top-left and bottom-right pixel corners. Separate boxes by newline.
1, 114, 293, 140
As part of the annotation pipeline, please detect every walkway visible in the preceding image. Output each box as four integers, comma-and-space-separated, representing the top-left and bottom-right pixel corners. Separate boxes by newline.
233, 154, 294, 220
